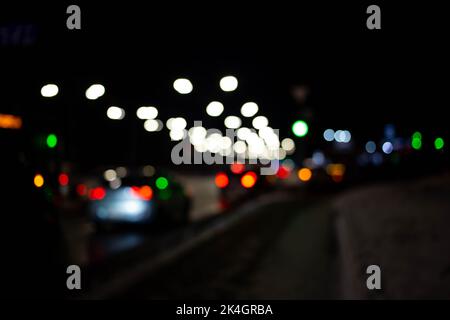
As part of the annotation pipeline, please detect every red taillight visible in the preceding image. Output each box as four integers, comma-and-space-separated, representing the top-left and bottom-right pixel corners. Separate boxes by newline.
230, 163, 245, 174
241, 171, 257, 188
276, 165, 290, 179
215, 172, 229, 188
76, 184, 87, 196
131, 185, 153, 201
58, 173, 69, 186
89, 187, 106, 200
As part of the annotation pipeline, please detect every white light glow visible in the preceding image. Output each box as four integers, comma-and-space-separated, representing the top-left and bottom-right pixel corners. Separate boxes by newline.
173, 78, 193, 94
206, 101, 224, 117
137, 106, 158, 120
144, 119, 163, 132
107, 106, 125, 120
219, 76, 238, 92
40, 84, 59, 97
104, 169, 117, 182
252, 116, 269, 130
323, 129, 335, 142
86, 84, 105, 100
224, 115, 242, 129
241, 102, 259, 117
281, 138, 295, 152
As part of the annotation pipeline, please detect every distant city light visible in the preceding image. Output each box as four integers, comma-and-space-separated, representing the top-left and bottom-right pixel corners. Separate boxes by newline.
323, 129, 335, 141
46, 134, 58, 148
382, 141, 393, 154
365, 141, 376, 153
85, 84, 105, 100
219, 76, 238, 92
156, 177, 169, 190
116, 167, 128, 178
110, 178, 122, 190
384, 124, 396, 139
411, 136, 422, 150
206, 101, 224, 117
434, 137, 444, 150
224, 116, 242, 129
233, 141, 247, 154
237, 127, 251, 140
171, 117, 187, 131
240, 102, 259, 117
292, 120, 308, 137
136, 106, 158, 119
252, 116, 269, 130
173, 78, 193, 94
281, 138, 295, 153
144, 119, 163, 132
412, 131, 422, 140
104, 169, 117, 182
312, 151, 325, 166
298, 168, 312, 182
107, 106, 125, 120
189, 126, 207, 145
372, 152, 383, 166
166, 118, 175, 130
34, 174, 44, 188
143, 165, 155, 177
334, 130, 351, 143
170, 129, 187, 141
40, 84, 59, 98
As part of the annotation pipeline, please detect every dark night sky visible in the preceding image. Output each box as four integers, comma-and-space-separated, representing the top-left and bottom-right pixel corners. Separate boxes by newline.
2, 2, 448, 169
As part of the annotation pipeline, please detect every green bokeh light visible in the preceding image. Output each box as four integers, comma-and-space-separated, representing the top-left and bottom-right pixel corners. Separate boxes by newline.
46, 134, 58, 148
155, 177, 169, 190
411, 138, 422, 150
291, 120, 309, 137
434, 137, 444, 150
412, 131, 422, 140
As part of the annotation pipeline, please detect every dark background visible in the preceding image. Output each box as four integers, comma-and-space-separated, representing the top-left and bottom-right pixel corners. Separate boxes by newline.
1, 1, 448, 168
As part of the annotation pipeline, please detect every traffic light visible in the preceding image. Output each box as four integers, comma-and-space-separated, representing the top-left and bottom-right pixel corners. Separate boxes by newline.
292, 120, 308, 137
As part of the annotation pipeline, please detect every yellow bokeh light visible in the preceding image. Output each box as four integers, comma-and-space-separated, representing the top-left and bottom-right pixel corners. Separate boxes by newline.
34, 174, 44, 188
298, 168, 312, 182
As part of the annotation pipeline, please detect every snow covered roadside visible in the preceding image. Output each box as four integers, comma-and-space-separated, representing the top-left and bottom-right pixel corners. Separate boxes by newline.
334, 173, 450, 299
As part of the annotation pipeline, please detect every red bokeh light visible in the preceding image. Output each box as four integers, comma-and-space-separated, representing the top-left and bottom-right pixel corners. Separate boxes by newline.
89, 187, 106, 200
230, 163, 245, 174
215, 172, 229, 188
131, 185, 153, 200
58, 173, 69, 186
276, 166, 290, 179
76, 184, 87, 196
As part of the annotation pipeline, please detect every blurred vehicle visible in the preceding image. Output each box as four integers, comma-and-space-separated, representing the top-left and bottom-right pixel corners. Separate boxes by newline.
214, 163, 275, 207
82, 168, 191, 230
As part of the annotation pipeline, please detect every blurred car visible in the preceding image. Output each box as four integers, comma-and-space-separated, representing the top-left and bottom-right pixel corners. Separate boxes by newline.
81, 168, 191, 230
214, 163, 275, 207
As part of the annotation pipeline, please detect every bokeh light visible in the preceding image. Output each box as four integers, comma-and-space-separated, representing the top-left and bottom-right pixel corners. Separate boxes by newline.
206, 101, 224, 117
219, 76, 238, 92
298, 168, 312, 182
434, 137, 444, 150
107, 106, 125, 120
292, 120, 308, 137
156, 177, 169, 190
173, 78, 193, 94
46, 134, 58, 148
40, 84, 59, 97
240, 102, 259, 117
85, 84, 105, 100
